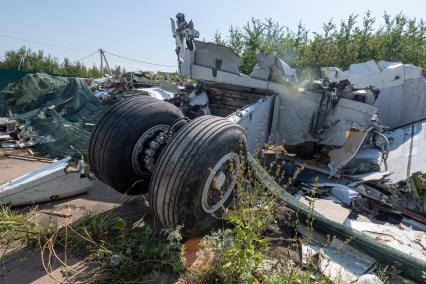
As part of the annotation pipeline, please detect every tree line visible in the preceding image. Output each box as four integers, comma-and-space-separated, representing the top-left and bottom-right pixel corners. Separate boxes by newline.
214, 11, 426, 77
1, 12, 425, 79
0, 47, 126, 78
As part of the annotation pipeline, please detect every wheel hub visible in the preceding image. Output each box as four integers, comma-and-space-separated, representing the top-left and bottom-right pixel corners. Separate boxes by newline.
201, 152, 240, 214
131, 124, 169, 176
212, 171, 226, 190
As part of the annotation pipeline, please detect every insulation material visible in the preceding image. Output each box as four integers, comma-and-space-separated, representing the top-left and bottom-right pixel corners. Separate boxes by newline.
0, 73, 105, 123
0, 73, 69, 115
343, 148, 383, 174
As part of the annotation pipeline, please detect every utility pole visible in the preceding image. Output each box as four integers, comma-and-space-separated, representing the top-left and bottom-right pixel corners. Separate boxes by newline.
102, 51, 112, 76
99, 48, 112, 76
99, 48, 103, 76
17, 53, 26, 71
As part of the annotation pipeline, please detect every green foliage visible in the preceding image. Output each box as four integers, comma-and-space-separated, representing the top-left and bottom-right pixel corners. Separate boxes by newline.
0, 46, 126, 78
267, 272, 322, 284
203, 220, 269, 283
0, 206, 38, 245
216, 11, 426, 75
0, 206, 184, 283
214, 30, 226, 45
194, 152, 337, 284
87, 226, 184, 283
0, 205, 55, 247
201, 159, 288, 283
51, 211, 185, 283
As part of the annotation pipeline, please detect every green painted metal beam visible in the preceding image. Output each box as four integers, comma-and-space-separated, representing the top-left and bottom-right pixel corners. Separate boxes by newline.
249, 154, 426, 282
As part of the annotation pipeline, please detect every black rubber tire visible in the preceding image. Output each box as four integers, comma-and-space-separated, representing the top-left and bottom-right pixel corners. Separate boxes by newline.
149, 115, 247, 237
89, 95, 184, 195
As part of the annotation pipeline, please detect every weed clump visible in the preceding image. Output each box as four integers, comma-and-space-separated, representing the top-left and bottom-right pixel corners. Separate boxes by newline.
185, 154, 333, 284
42, 211, 185, 283
0, 205, 185, 283
0, 206, 55, 247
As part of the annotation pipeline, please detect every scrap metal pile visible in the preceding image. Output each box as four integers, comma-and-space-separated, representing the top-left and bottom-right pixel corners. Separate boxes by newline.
0, 68, 211, 206
0, 73, 107, 158
0, 71, 205, 158
171, 13, 426, 282
0, 12, 425, 282
0, 69, 189, 204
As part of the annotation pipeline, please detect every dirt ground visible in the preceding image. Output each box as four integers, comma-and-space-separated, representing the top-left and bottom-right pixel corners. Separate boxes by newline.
0, 154, 152, 284
0, 181, 151, 284
0, 157, 47, 185
0, 153, 299, 284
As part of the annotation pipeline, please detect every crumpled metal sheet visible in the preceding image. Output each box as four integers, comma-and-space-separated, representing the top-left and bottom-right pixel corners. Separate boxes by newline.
0, 157, 94, 206
322, 61, 426, 128
344, 219, 426, 262
382, 119, 426, 184
193, 41, 241, 75
250, 53, 297, 83
270, 90, 378, 146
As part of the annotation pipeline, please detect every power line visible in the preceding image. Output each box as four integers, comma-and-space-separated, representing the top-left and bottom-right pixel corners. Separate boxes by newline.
0, 32, 177, 69
76, 50, 99, 62
0, 33, 92, 52
104, 50, 176, 68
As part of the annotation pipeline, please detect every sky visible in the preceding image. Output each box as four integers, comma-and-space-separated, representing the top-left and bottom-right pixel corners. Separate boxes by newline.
0, 0, 425, 73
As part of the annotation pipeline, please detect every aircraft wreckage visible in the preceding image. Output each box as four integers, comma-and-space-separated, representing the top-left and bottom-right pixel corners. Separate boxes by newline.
89, 13, 426, 281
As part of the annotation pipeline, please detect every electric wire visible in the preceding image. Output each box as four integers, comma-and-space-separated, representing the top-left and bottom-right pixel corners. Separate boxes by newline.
103, 50, 176, 68
0, 33, 176, 68
0, 33, 92, 52
76, 50, 99, 62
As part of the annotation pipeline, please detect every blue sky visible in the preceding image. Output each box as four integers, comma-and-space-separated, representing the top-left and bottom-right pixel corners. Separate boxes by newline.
0, 0, 424, 72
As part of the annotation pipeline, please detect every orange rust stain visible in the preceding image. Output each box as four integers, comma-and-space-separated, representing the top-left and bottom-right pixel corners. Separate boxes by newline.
182, 237, 212, 269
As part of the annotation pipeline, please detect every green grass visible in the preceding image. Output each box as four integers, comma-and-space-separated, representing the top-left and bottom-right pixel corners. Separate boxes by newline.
0, 206, 50, 246
0, 152, 389, 284
0, 205, 185, 283
43, 211, 185, 283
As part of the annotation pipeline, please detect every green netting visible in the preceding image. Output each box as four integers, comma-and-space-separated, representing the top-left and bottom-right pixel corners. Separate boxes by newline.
30, 110, 92, 158
0, 73, 69, 116
0, 69, 29, 90
0, 73, 110, 159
